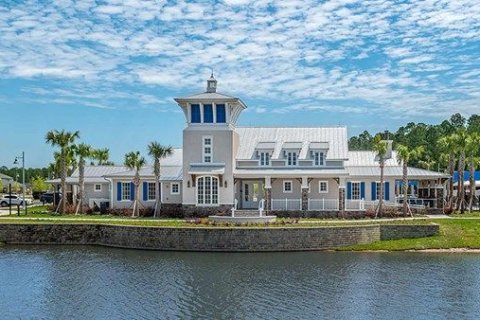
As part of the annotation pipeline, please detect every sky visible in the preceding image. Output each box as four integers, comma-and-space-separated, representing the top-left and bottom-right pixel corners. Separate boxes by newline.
0, 0, 479, 168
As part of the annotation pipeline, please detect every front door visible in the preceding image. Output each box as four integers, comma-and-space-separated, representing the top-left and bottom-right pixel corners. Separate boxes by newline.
242, 181, 264, 209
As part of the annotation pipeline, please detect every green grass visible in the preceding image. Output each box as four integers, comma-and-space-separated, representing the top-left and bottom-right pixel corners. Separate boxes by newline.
450, 211, 480, 218
341, 218, 480, 251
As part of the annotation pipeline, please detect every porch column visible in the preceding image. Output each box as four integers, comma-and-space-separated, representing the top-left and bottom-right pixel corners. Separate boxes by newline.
265, 176, 272, 212
338, 177, 346, 214
301, 176, 309, 211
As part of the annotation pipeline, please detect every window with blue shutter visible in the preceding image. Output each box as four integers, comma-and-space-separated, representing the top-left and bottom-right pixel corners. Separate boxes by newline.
347, 182, 352, 200
385, 182, 390, 200
117, 182, 122, 201
216, 104, 226, 123
143, 182, 148, 201
371, 182, 377, 200
360, 182, 365, 200
204, 104, 213, 123
130, 182, 135, 200
191, 104, 200, 123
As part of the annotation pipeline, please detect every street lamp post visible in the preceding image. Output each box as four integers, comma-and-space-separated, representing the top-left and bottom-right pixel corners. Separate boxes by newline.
14, 152, 26, 214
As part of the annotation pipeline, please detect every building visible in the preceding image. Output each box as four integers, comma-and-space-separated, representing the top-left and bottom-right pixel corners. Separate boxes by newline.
0, 173, 14, 192
49, 75, 447, 215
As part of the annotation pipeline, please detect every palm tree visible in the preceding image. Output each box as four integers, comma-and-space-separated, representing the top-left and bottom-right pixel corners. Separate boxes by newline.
466, 133, 480, 212
438, 134, 457, 207
45, 130, 80, 213
147, 142, 173, 218
124, 151, 146, 217
396, 144, 424, 217
373, 134, 389, 218
94, 148, 112, 165
73, 143, 95, 214
452, 129, 468, 213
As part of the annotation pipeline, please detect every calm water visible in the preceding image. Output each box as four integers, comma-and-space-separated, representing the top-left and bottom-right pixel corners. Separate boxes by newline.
1, 246, 480, 319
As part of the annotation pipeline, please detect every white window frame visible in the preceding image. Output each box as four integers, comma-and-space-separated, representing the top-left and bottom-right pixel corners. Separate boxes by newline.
202, 136, 213, 163
375, 181, 387, 200
259, 151, 270, 166
286, 151, 297, 166
283, 180, 293, 193
196, 176, 219, 206
318, 180, 328, 193
121, 182, 131, 201
94, 184, 102, 192
313, 151, 325, 166
147, 182, 156, 201
171, 182, 180, 195
351, 182, 361, 200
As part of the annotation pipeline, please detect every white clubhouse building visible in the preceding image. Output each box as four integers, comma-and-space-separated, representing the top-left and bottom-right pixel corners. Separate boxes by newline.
51, 75, 447, 215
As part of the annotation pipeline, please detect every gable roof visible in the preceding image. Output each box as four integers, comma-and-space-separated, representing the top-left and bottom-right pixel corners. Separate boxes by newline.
0, 173, 13, 180
235, 126, 348, 160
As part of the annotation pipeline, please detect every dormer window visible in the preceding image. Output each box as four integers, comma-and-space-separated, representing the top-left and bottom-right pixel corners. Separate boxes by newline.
259, 152, 270, 166
313, 151, 325, 166
286, 151, 297, 166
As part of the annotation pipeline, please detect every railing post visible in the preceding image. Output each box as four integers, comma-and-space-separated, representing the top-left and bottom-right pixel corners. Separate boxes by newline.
285, 198, 288, 211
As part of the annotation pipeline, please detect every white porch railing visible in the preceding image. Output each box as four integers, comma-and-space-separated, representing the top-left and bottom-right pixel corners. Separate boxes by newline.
308, 199, 339, 211
346, 199, 402, 211
259, 199, 265, 216
271, 199, 302, 211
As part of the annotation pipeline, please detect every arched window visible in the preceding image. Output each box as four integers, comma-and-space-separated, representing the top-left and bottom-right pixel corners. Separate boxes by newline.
197, 176, 219, 205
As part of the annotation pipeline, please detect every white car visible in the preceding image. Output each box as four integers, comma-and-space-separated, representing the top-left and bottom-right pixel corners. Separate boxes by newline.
0, 195, 31, 207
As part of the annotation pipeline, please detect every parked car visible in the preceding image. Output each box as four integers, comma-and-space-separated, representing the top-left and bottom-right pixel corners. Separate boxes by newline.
39, 192, 62, 204
0, 195, 32, 207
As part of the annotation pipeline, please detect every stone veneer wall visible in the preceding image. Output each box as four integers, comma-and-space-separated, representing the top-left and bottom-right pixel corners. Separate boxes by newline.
0, 223, 439, 252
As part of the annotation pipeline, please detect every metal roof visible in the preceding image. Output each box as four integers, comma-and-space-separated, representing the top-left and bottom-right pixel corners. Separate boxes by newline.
345, 151, 399, 166
104, 165, 182, 180
346, 166, 448, 178
0, 173, 13, 180
235, 127, 348, 160
175, 91, 237, 100
234, 168, 348, 178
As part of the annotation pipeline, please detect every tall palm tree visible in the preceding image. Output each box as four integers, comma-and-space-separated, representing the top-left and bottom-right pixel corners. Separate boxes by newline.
396, 144, 424, 217
45, 130, 80, 213
147, 142, 173, 218
466, 133, 480, 212
452, 129, 468, 213
73, 143, 95, 214
94, 148, 111, 165
373, 134, 389, 218
438, 134, 457, 207
124, 151, 146, 217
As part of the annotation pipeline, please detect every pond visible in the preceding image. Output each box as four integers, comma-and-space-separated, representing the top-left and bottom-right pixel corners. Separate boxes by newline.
1, 246, 480, 319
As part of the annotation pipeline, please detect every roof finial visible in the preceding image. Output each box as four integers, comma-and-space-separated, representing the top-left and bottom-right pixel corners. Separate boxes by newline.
206, 69, 217, 93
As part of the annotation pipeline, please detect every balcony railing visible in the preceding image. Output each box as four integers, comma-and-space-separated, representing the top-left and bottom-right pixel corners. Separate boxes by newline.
308, 199, 339, 211
271, 199, 302, 211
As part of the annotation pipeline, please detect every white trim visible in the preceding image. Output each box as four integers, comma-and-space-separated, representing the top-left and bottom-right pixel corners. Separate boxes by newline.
283, 180, 293, 193
350, 181, 361, 200
171, 182, 180, 195
146, 182, 156, 201
94, 184, 102, 192
318, 180, 328, 193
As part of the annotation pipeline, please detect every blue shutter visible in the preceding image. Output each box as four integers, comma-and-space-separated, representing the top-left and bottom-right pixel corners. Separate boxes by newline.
385, 182, 390, 200
360, 182, 365, 200
371, 182, 377, 200
143, 182, 148, 201
204, 104, 213, 123
130, 182, 135, 200
347, 182, 352, 200
191, 104, 200, 123
216, 104, 226, 123
117, 182, 122, 201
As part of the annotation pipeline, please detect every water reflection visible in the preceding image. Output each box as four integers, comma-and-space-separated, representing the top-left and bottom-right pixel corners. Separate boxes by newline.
1, 246, 480, 319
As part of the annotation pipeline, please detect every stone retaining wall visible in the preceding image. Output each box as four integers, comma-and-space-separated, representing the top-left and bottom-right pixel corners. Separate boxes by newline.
0, 223, 439, 252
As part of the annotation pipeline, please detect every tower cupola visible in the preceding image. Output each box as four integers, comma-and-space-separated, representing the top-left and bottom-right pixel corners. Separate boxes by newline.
206, 72, 217, 93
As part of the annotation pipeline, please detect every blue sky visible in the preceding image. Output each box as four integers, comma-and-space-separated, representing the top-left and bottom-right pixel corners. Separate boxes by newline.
0, 0, 479, 167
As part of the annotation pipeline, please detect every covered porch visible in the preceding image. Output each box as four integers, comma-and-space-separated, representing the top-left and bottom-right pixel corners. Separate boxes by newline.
233, 171, 348, 212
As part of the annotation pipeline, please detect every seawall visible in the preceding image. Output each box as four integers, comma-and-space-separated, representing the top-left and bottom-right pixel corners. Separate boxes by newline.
0, 223, 439, 252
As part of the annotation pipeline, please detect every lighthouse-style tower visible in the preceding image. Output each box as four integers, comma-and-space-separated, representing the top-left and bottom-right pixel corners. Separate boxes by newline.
174, 74, 247, 212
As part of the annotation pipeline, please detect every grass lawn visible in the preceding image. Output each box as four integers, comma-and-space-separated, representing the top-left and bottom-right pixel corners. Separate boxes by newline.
341, 218, 480, 251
